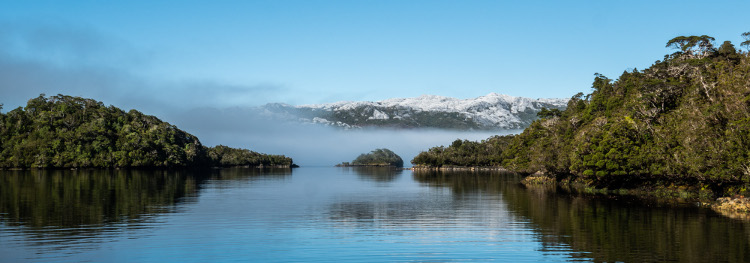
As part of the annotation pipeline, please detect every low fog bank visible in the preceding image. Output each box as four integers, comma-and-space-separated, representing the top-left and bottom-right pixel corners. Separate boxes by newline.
0, 22, 521, 166
166, 107, 520, 167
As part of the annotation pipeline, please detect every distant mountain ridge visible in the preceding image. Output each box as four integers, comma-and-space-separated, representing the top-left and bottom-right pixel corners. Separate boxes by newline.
260, 93, 568, 130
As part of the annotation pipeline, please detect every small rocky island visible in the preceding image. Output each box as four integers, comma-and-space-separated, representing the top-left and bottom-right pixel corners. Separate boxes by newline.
337, 148, 404, 168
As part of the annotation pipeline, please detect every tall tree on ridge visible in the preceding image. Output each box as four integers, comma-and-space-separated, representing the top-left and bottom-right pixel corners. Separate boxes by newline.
666, 35, 715, 57
741, 32, 750, 51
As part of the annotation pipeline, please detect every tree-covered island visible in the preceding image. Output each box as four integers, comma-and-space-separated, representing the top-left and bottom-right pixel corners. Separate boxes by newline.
337, 148, 404, 168
413, 33, 750, 212
0, 94, 295, 169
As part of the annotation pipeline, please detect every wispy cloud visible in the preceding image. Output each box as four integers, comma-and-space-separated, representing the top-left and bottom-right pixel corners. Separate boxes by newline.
0, 20, 146, 68
0, 20, 286, 113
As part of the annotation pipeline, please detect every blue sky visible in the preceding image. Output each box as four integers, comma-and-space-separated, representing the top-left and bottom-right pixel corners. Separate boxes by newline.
2, 0, 748, 111
1, 0, 748, 165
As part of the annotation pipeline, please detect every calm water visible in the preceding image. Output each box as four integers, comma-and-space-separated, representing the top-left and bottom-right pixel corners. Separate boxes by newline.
1, 167, 748, 262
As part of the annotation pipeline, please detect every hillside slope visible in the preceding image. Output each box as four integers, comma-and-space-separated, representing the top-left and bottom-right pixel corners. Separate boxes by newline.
413, 35, 750, 194
0, 94, 294, 168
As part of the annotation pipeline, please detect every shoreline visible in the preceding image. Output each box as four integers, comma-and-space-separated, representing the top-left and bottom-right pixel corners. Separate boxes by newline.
0, 164, 297, 171
521, 173, 750, 219
410, 165, 750, 219
335, 164, 401, 168
410, 165, 509, 172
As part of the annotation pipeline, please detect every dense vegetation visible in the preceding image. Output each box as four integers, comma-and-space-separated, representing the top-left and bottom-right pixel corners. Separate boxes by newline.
413, 33, 750, 191
338, 148, 404, 167
0, 94, 294, 168
411, 136, 514, 167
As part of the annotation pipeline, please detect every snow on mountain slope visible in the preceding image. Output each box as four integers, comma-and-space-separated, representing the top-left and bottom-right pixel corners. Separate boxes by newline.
262, 93, 568, 130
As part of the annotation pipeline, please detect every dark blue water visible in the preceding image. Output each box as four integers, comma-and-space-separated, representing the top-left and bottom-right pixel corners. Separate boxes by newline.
1, 167, 748, 262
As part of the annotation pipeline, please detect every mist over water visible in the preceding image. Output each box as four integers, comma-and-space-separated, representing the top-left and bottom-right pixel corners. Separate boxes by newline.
0, 22, 523, 166
0, 20, 520, 167
167, 107, 519, 167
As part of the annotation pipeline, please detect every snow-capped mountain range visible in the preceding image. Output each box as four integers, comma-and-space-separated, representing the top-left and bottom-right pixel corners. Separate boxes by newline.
260, 93, 568, 130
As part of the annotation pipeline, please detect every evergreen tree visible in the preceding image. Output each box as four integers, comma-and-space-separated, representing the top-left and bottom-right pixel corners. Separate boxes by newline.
741, 32, 750, 51
718, 41, 736, 55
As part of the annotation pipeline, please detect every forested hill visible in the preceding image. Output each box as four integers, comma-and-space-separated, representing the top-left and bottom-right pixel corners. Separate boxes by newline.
413, 34, 750, 189
0, 95, 294, 168
338, 148, 404, 168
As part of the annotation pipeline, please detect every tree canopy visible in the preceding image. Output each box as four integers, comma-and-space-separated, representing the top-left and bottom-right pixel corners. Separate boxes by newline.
666, 35, 716, 56
537, 107, 562, 118
718, 41, 737, 55
343, 148, 404, 167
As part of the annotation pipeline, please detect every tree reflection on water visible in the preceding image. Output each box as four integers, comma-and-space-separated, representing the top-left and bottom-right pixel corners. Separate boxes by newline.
0, 168, 291, 250
346, 167, 403, 183
412, 170, 750, 262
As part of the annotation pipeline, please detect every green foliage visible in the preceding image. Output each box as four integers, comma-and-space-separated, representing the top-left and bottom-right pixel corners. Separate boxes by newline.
741, 32, 750, 50
718, 41, 737, 56
666, 35, 715, 55
412, 33, 750, 189
411, 135, 514, 167
537, 107, 562, 118
207, 145, 292, 167
349, 148, 404, 167
0, 94, 294, 168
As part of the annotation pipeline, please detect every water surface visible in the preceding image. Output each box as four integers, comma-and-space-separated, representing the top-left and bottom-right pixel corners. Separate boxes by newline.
1, 167, 748, 262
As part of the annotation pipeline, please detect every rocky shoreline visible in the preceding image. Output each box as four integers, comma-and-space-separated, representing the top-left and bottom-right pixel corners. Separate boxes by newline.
411, 166, 750, 219
335, 164, 400, 168
521, 173, 750, 219
711, 197, 750, 220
